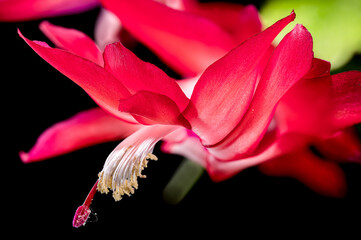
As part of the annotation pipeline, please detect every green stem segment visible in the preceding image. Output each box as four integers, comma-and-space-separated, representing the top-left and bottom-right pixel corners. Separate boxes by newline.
163, 159, 204, 205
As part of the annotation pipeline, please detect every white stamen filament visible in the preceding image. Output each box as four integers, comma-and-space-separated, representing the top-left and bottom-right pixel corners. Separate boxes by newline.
97, 125, 178, 201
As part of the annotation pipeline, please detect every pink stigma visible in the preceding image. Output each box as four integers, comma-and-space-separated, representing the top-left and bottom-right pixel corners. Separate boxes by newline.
73, 205, 91, 228
72, 180, 98, 228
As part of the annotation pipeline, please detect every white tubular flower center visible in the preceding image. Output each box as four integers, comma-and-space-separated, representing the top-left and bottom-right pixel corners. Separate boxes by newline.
97, 125, 178, 201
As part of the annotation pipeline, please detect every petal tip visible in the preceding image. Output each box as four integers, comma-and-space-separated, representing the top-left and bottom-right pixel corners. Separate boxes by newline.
17, 28, 23, 38
39, 20, 51, 30
290, 9, 296, 19
19, 151, 30, 163
160, 141, 172, 153
293, 23, 306, 31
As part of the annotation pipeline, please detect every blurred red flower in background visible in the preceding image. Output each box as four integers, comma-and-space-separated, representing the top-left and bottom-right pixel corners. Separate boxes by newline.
0, 0, 99, 21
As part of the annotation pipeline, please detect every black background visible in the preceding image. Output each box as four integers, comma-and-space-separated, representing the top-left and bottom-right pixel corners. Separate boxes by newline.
3, 0, 361, 237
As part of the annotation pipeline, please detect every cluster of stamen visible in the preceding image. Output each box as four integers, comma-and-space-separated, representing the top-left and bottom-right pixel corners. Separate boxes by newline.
73, 126, 178, 227
97, 141, 158, 201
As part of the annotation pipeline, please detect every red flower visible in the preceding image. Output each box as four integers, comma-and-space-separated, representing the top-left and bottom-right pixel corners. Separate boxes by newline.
18, 8, 361, 226
106, 0, 361, 198
0, 0, 99, 21
18, 0, 263, 164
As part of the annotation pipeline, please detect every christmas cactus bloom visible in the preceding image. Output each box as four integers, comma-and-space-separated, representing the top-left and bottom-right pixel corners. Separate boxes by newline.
19, 11, 361, 227
164, 59, 361, 197
97, 0, 359, 197
96, 0, 361, 197
0, 0, 99, 21
99, 0, 262, 76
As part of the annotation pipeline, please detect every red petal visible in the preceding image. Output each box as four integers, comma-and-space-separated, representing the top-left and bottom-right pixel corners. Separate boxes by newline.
259, 149, 347, 198
303, 58, 331, 79
183, 12, 294, 147
206, 132, 310, 182
19, 30, 131, 120
275, 58, 331, 136
20, 108, 141, 163
276, 75, 332, 136
103, 42, 189, 111
161, 128, 208, 168
329, 71, 361, 130
119, 91, 191, 128
185, 3, 261, 44
39, 21, 104, 66
101, 0, 235, 76
210, 24, 313, 159
0, 0, 98, 22
315, 127, 361, 163
276, 71, 361, 137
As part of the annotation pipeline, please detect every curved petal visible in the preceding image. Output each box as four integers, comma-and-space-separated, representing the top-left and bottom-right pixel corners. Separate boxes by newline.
260, 0, 361, 70
0, 0, 99, 22
206, 132, 311, 182
275, 75, 332, 136
277, 70, 361, 137
39, 21, 104, 66
303, 58, 331, 79
103, 41, 189, 111
185, 2, 261, 44
101, 0, 235, 76
329, 71, 361, 130
209, 24, 313, 160
20, 108, 141, 163
184, 11, 296, 147
315, 127, 361, 163
119, 91, 191, 128
259, 148, 347, 198
19, 30, 132, 120
275, 58, 331, 136
161, 128, 208, 168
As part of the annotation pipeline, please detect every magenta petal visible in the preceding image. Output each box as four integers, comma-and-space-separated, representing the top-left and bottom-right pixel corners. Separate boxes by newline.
186, 2, 261, 44
103, 42, 189, 111
206, 132, 310, 182
315, 128, 361, 163
276, 71, 361, 137
275, 58, 333, 136
0, 0, 98, 22
161, 128, 208, 168
259, 149, 347, 198
119, 91, 191, 128
329, 71, 361, 130
276, 74, 333, 138
184, 11, 296, 147
101, 0, 235, 76
275, 58, 331, 136
303, 58, 331, 79
20, 108, 141, 163
211, 24, 313, 159
19, 30, 131, 120
39, 21, 104, 66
